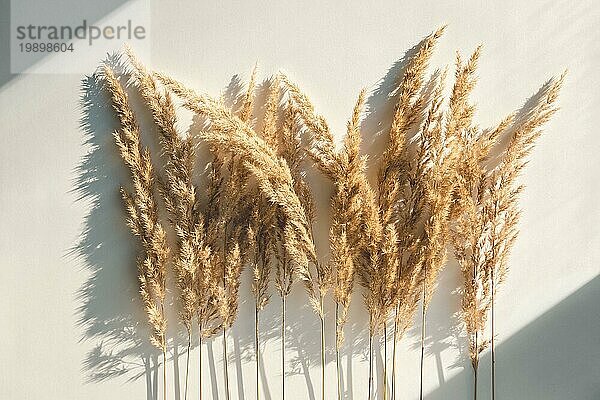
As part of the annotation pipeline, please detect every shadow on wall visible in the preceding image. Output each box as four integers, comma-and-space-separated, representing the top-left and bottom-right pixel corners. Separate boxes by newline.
427, 275, 600, 400
72, 31, 581, 400
72, 55, 331, 400
72, 54, 163, 400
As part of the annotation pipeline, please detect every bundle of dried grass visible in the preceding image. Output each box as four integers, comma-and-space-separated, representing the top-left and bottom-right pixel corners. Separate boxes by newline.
328, 90, 368, 399
242, 75, 290, 400
371, 27, 446, 400
103, 65, 170, 400
96, 35, 563, 400
451, 52, 564, 399
155, 69, 320, 400
284, 77, 380, 398
125, 48, 224, 400
284, 98, 330, 400
284, 27, 452, 400
414, 70, 458, 400
284, 75, 384, 400
211, 69, 260, 400
154, 72, 317, 276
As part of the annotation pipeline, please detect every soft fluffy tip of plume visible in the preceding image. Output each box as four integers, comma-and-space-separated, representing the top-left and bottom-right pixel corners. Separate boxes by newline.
470, 45, 483, 63
555, 70, 568, 87
433, 24, 447, 38
101, 64, 113, 78
123, 45, 146, 74
560, 69, 569, 79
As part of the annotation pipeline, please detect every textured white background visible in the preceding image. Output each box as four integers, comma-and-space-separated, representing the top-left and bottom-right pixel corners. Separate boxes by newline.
1, 1, 599, 399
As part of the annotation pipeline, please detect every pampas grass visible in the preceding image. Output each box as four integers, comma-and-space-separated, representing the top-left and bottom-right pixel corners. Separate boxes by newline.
276, 96, 322, 400
125, 48, 223, 400
374, 27, 446, 400
330, 89, 367, 400
156, 69, 321, 400
451, 66, 564, 400
94, 32, 563, 400
103, 64, 170, 400
283, 28, 452, 400
125, 47, 197, 400
300, 87, 370, 400
283, 75, 375, 400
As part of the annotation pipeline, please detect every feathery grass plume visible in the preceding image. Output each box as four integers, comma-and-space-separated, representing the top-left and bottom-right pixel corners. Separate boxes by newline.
268, 97, 301, 400
278, 99, 326, 307
360, 27, 445, 398
261, 96, 297, 369
284, 75, 385, 400
155, 70, 320, 400
249, 217, 271, 313
217, 241, 243, 329
154, 72, 317, 278
321, 89, 373, 400
190, 66, 261, 400
452, 71, 564, 400
378, 26, 445, 226
284, 76, 364, 397
370, 27, 445, 400
262, 75, 281, 148
103, 65, 170, 400
414, 70, 459, 400
125, 47, 224, 400
277, 96, 328, 399
445, 46, 490, 400
126, 46, 193, 400
247, 75, 280, 400
331, 89, 366, 395
240, 63, 258, 123
211, 67, 260, 400
486, 73, 564, 400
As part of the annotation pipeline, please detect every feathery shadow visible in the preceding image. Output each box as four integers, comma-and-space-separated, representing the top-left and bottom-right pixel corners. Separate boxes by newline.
72, 54, 161, 400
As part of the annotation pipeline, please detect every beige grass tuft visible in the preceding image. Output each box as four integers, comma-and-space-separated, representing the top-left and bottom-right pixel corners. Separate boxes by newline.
451, 50, 565, 398
103, 64, 170, 399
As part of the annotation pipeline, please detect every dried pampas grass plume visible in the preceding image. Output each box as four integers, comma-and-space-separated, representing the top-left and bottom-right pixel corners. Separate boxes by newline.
283, 74, 379, 400
154, 72, 317, 279
125, 47, 223, 400
451, 48, 565, 399
103, 64, 170, 400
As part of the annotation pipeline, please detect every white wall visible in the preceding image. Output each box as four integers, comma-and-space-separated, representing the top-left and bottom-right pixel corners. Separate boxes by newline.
1, 1, 599, 399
